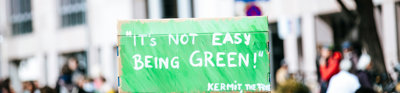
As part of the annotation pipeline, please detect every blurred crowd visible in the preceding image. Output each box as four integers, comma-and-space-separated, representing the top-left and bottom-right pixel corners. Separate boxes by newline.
276, 41, 400, 93
0, 41, 394, 93
0, 57, 116, 93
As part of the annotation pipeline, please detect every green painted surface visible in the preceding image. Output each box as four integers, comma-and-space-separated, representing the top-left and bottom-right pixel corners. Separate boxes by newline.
118, 16, 270, 92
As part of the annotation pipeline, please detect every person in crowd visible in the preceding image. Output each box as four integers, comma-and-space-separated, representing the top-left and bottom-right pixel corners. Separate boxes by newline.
316, 44, 342, 93
94, 76, 114, 93
0, 79, 2, 93
276, 78, 310, 93
76, 75, 88, 93
39, 86, 56, 93
0, 78, 14, 93
276, 59, 289, 86
326, 59, 360, 93
81, 78, 95, 92
55, 57, 84, 93
341, 41, 360, 74
22, 81, 40, 93
355, 53, 375, 92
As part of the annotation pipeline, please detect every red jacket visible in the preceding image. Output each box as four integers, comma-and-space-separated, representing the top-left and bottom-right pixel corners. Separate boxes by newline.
319, 52, 342, 82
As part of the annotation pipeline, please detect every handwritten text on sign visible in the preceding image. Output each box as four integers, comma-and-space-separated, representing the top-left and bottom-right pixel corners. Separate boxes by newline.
128, 32, 265, 70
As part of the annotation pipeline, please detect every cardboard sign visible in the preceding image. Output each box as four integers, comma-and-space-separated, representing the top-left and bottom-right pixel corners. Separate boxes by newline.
117, 16, 270, 92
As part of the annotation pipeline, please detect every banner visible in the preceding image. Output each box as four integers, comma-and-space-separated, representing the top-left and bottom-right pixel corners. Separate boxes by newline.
117, 16, 270, 92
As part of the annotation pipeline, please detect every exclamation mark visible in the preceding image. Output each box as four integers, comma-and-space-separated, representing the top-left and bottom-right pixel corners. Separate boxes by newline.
254, 52, 257, 68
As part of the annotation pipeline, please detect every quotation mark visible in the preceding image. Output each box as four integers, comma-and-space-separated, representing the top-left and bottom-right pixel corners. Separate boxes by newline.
126, 31, 132, 36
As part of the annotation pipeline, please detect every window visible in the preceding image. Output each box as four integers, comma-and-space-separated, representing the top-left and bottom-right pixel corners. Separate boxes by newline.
162, 0, 178, 18
10, 0, 33, 35
60, 0, 86, 27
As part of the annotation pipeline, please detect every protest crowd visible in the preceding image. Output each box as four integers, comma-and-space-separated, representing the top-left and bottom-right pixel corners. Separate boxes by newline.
1, 0, 400, 92
275, 41, 400, 93
0, 57, 116, 93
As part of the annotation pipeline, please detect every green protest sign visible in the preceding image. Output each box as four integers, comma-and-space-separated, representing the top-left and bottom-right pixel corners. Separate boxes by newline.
117, 16, 270, 92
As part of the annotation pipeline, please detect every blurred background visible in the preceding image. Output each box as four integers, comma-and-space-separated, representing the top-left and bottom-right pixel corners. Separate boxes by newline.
0, 0, 399, 93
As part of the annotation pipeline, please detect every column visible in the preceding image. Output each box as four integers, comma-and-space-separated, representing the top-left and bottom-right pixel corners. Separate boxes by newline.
100, 44, 115, 87
301, 13, 319, 93
279, 17, 299, 73
382, 0, 399, 81
0, 0, 9, 78
148, 0, 162, 19
177, 0, 191, 18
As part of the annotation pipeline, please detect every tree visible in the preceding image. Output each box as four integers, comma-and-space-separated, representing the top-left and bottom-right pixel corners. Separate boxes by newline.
337, 0, 390, 85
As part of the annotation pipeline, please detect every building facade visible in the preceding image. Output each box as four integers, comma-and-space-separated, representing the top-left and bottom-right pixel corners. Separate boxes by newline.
0, 0, 399, 92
